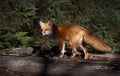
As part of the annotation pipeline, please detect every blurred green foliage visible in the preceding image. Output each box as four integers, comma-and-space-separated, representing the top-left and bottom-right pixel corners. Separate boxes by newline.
0, 31, 34, 49
0, 0, 120, 52
0, 0, 37, 49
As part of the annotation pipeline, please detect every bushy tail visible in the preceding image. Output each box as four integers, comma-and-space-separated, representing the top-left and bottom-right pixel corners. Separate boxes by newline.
84, 33, 112, 52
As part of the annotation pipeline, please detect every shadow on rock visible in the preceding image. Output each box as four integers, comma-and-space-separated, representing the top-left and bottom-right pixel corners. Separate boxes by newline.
31, 45, 84, 59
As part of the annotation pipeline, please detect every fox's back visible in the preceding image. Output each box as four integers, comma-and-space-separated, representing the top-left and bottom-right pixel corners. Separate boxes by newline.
52, 24, 89, 40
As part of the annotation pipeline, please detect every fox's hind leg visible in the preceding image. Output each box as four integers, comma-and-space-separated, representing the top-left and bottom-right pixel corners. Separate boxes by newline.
79, 36, 89, 60
70, 41, 81, 59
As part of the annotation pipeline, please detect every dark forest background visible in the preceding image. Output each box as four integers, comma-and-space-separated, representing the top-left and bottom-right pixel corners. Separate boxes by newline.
0, 0, 120, 52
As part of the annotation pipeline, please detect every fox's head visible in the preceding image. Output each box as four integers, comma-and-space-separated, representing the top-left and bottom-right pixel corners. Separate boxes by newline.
39, 21, 53, 36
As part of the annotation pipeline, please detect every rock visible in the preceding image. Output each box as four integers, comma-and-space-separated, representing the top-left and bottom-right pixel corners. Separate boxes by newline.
12, 47, 33, 55
0, 47, 33, 56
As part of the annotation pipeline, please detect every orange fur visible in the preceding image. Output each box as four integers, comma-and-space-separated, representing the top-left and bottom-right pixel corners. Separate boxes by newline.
39, 21, 112, 59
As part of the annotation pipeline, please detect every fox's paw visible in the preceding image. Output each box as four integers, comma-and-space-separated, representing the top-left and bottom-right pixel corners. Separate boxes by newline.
84, 53, 89, 60
58, 53, 67, 58
70, 53, 76, 59
58, 53, 65, 58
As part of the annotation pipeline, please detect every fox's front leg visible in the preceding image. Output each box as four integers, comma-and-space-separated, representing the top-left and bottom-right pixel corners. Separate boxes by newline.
58, 39, 65, 58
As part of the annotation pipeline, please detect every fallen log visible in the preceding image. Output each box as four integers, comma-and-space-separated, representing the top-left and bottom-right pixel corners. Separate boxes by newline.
0, 55, 120, 76
0, 46, 120, 76
88, 53, 120, 61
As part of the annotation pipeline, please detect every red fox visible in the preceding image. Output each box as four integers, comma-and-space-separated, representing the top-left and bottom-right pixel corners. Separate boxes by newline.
39, 21, 112, 59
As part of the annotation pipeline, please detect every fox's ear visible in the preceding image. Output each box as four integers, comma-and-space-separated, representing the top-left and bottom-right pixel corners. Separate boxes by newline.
39, 21, 44, 26
47, 21, 52, 27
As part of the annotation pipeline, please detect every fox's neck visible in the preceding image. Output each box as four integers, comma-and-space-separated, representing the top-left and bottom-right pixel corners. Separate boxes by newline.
50, 24, 59, 38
